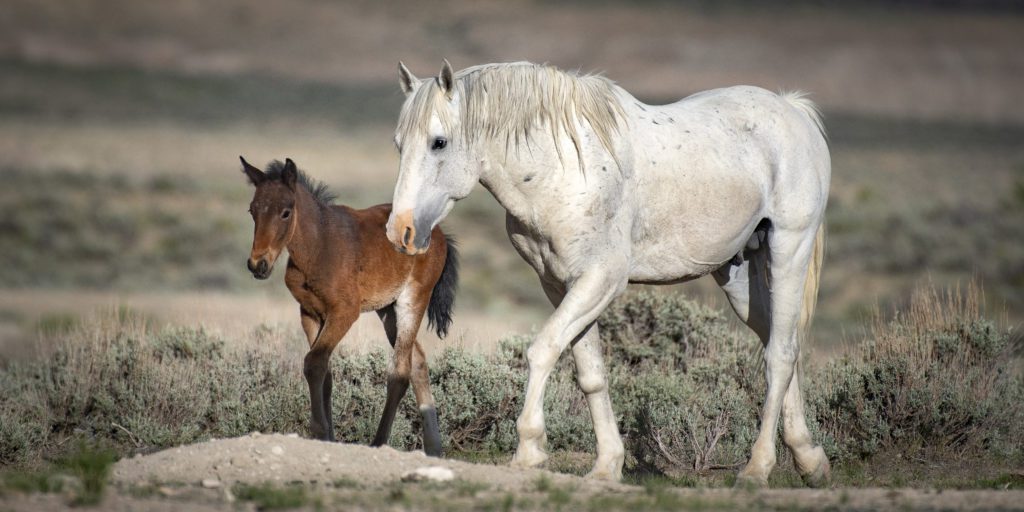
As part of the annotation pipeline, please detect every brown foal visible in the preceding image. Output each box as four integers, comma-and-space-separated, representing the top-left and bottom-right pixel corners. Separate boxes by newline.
240, 157, 458, 456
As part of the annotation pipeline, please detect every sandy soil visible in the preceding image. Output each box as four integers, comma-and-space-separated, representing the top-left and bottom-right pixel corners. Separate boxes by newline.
5, 434, 1021, 511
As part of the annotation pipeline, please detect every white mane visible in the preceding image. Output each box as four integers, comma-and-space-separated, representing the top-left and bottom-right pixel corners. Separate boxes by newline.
396, 62, 626, 165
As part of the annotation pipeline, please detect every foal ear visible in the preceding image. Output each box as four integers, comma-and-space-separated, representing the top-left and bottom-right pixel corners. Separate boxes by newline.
240, 156, 265, 185
398, 61, 419, 96
282, 158, 298, 190
437, 59, 455, 99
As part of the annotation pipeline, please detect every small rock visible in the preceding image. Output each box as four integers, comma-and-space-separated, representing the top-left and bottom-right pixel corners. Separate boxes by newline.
250, 431, 262, 438
401, 466, 455, 483
201, 478, 222, 489
271, 445, 284, 456
285, 433, 299, 438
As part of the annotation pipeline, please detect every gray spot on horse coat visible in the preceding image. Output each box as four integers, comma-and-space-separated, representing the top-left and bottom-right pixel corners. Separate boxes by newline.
524, 174, 534, 182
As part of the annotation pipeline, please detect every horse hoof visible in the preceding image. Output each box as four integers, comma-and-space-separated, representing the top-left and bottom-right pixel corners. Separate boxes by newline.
585, 456, 624, 481
584, 468, 621, 481
510, 447, 548, 469
734, 472, 769, 490
800, 447, 831, 488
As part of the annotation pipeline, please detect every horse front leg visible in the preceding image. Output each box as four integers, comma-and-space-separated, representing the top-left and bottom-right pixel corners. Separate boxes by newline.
511, 267, 626, 474
303, 308, 357, 441
540, 281, 624, 480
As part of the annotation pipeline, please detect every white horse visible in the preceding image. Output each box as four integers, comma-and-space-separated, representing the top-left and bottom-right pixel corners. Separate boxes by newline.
385, 60, 831, 487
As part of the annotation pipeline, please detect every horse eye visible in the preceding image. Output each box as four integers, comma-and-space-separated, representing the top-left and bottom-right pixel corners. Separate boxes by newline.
431, 137, 447, 151
281, 209, 291, 220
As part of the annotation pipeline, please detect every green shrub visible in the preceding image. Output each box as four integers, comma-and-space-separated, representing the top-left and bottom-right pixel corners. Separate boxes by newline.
809, 286, 1024, 461
1, 288, 1019, 478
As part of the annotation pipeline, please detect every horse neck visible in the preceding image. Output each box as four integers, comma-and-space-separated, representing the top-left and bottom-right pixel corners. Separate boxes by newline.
285, 188, 330, 271
477, 133, 594, 226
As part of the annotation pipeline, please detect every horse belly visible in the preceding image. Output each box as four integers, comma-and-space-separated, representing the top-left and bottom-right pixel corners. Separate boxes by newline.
628, 165, 766, 283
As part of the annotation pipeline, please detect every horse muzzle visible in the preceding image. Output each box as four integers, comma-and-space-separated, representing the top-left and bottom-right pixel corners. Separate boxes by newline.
247, 257, 273, 280
386, 209, 432, 255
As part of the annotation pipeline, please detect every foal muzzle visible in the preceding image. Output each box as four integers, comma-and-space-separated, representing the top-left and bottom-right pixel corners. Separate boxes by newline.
247, 257, 272, 280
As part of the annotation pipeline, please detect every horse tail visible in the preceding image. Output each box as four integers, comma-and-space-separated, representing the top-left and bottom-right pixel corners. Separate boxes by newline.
781, 90, 827, 141
428, 235, 459, 339
799, 223, 826, 346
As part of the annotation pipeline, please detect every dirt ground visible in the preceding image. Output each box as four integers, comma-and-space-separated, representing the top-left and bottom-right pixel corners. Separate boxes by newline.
3, 434, 1023, 510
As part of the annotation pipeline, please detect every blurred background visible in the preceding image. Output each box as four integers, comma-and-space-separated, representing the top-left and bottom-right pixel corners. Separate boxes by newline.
1, 0, 1022, 361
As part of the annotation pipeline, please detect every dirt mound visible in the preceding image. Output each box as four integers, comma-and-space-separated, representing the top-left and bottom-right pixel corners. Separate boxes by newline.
38, 434, 1024, 511
112, 433, 624, 493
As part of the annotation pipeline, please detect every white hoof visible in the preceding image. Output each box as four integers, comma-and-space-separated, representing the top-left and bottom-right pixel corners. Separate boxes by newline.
800, 446, 831, 488
585, 455, 624, 481
510, 445, 548, 469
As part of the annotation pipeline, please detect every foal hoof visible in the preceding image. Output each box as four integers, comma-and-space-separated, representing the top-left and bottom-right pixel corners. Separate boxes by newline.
800, 447, 832, 488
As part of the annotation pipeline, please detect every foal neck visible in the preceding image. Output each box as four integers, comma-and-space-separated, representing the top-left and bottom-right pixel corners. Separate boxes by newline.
285, 187, 332, 271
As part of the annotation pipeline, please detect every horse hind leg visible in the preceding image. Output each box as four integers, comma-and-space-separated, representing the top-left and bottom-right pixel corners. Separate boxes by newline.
409, 342, 443, 457
713, 225, 829, 487
375, 290, 443, 457
371, 304, 410, 448
781, 360, 831, 487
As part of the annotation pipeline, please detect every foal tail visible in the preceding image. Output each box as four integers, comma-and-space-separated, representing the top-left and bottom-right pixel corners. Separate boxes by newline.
798, 223, 826, 345
428, 236, 459, 339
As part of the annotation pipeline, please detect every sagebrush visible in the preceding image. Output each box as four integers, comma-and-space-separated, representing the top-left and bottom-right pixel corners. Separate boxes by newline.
1, 288, 1020, 477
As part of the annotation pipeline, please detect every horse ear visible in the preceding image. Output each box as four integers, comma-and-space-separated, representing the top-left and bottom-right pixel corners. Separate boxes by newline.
398, 61, 418, 96
240, 156, 265, 185
438, 59, 455, 99
282, 158, 298, 190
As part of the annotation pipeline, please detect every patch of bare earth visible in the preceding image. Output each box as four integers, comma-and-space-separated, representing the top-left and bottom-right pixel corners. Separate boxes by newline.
80, 434, 1024, 511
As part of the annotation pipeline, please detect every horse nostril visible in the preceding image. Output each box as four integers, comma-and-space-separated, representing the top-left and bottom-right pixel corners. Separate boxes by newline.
402, 226, 414, 248
257, 260, 268, 274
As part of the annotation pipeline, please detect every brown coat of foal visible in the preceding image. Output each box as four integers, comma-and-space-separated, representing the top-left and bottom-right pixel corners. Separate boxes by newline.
240, 157, 458, 456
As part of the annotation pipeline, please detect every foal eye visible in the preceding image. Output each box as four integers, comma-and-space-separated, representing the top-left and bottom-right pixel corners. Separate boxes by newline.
431, 137, 448, 151
281, 209, 291, 220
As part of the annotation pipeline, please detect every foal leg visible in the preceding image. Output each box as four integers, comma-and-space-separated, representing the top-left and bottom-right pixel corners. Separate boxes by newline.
409, 342, 443, 457
542, 281, 624, 480
371, 304, 410, 447
511, 267, 626, 472
304, 307, 357, 441
300, 308, 335, 440
389, 289, 443, 456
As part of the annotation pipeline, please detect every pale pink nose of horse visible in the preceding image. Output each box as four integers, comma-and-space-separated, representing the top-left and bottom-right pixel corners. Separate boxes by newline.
388, 210, 425, 254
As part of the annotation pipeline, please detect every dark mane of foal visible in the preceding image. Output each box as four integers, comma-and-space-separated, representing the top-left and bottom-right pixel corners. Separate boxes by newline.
263, 160, 337, 205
